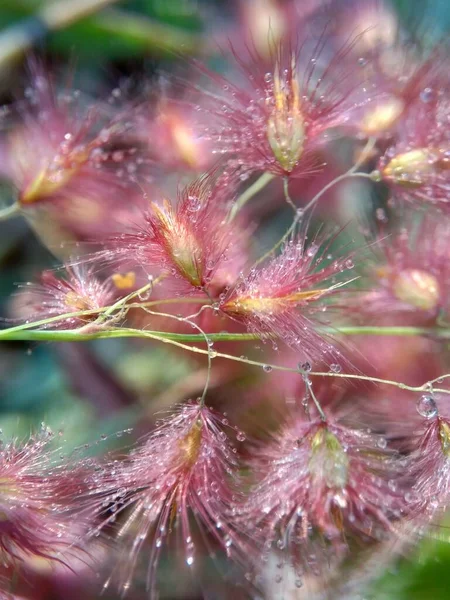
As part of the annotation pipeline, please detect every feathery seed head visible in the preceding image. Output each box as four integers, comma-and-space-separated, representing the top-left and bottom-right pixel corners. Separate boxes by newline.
89, 402, 246, 596
221, 230, 355, 361
21, 265, 115, 328
0, 434, 88, 570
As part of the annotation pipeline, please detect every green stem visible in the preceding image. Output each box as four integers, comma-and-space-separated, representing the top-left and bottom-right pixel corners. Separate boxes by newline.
3, 325, 450, 398
2, 325, 450, 344
227, 172, 275, 222
0, 328, 261, 343
332, 325, 450, 338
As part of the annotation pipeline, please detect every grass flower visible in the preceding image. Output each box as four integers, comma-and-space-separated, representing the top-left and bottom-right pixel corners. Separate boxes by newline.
87, 402, 246, 596
20, 265, 116, 328
221, 231, 355, 362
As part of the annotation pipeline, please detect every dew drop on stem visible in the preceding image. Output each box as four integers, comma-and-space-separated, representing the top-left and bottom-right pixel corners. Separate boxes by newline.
416, 394, 438, 419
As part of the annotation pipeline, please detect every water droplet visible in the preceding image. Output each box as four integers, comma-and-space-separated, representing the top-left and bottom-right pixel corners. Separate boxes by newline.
417, 394, 438, 418
262, 364, 272, 372
344, 259, 354, 269
377, 437, 387, 449
420, 87, 434, 103
329, 363, 341, 373
388, 479, 397, 491
236, 431, 246, 442
299, 361, 312, 373
186, 555, 194, 566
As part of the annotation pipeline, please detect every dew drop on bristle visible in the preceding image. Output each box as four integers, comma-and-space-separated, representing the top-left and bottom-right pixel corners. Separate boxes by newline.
262, 364, 272, 372
420, 88, 434, 103
377, 437, 387, 449
236, 431, 246, 442
417, 394, 438, 418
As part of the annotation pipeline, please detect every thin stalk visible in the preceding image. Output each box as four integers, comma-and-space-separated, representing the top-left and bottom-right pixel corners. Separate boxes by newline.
136, 305, 213, 406
308, 381, 327, 421
227, 172, 275, 222
301, 137, 377, 215
252, 137, 378, 266
0, 295, 209, 335
2, 324, 450, 397
301, 171, 375, 215
283, 177, 297, 212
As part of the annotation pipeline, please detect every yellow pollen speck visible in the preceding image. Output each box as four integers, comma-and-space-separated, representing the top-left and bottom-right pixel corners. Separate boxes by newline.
112, 272, 136, 290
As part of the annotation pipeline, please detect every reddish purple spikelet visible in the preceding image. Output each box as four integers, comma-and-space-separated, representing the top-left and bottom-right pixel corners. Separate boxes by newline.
352, 217, 450, 324
242, 410, 405, 577
21, 265, 115, 328
90, 402, 245, 596
0, 434, 85, 569
4, 63, 140, 210
329, 1, 447, 139
103, 173, 245, 293
408, 397, 450, 521
378, 87, 450, 207
191, 30, 364, 179
137, 98, 212, 172
221, 231, 355, 361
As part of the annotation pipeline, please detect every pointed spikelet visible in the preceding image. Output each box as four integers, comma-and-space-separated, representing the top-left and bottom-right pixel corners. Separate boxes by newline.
19, 265, 116, 328
85, 402, 247, 597
221, 230, 356, 363
0, 432, 89, 570
325, 0, 448, 139
408, 394, 450, 522
240, 406, 406, 582
3, 62, 142, 212
349, 216, 450, 325
377, 84, 450, 207
102, 172, 246, 294
189, 26, 367, 179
